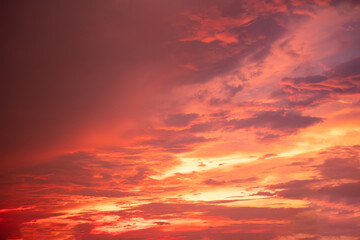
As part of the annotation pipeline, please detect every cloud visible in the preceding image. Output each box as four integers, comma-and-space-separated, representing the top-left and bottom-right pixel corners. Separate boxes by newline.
273, 57, 360, 108
0, 0, 297, 169
203, 179, 226, 185
269, 179, 321, 190
0, 208, 62, 240
122, 167, 152, 185
1, 0, 189, 167
274, 180, 360, 205
205, 206, 306, 221
209, 81, 244, 105
164, 113, 199, 127
93, 226, 277, 240
180, 6, 254, 45
140, 130, 215, 153
189, 122, 219, 133
225, 110, 323, 134
251, 191, 275, 196
265, 145, 360, 205
1, 1, 360, 239
128, 202, 307, 222
329, 57, 360, 78
63, 189, 135, 198
317, 157, 360, 180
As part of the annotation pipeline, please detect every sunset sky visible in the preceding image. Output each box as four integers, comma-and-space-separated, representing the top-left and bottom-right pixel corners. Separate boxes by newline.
1, 0, 360, 239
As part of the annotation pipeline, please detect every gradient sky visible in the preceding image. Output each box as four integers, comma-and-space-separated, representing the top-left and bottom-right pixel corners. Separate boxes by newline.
1, 0, 360, 239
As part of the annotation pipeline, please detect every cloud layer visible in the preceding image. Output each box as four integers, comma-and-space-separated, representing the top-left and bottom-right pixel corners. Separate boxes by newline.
1, 0, 360, 239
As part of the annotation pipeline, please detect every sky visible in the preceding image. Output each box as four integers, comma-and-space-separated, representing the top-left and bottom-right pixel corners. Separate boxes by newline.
0, 0, 360, 239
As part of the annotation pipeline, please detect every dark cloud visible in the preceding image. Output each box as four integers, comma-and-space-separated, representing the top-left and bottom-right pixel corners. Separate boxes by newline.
0, 1, 231, 167
331, 0, 360, 6
273, 57, 360, 108
23, 187, 132, 198
140, 130, 215, 153
94, 226, 276, 240
203, 177, 257, 186
226, 110, 323, 134
0, 152, 100, 187
269, 179, 321, 190
25, 153, 123, 186
209, 81, 244, 105
272, 75, 332, 108
123, 167, 152, 185
154, 221, 170, 226
284, 75, 329, 84
174, 9, 288, 88
128, 202, 307, 221
97, 146, 146, 155
318, 181, 360, 199
0, 151, 152, 207
275, 180, 360, 205
205, 206, 306, 220
328, 57, 360, 78
189, 121, 220, 133
0, 0, 326, 169
251, 191, 275, 196
64, 188, 134, 198
318, 157, 360, 180
0, 208, 62, 240
164, 113, 199, 127
261, 153, 277, 159
204, 179, 226, 185
210, 111, 230, 117
0, 0, 186, 167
